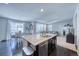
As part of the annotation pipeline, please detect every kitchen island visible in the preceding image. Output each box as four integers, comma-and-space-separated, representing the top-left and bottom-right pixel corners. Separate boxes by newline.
23, 33, 57, 56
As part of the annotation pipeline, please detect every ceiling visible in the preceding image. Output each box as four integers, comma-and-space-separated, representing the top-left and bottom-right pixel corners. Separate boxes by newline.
0, 3, 76, 24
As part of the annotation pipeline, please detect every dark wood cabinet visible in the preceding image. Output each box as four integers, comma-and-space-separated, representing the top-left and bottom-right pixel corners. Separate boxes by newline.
48, 36, 57, 55
38, 41, 48, 56
34, 36, 57, 56
34, 41, 48, 56
28, 34, 57, 56
66, 33, 74, 44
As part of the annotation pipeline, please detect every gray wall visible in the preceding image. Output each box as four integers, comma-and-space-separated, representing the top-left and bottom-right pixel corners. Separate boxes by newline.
52, 19, 73, 36
0, 16, 73, 41
0, 18, 8, 41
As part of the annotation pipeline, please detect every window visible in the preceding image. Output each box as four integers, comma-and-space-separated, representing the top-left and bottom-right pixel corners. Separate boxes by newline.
9, 21, 24, 35
43, 24, 46, 31
48, 25, 52, 31
36, 23, 46, 33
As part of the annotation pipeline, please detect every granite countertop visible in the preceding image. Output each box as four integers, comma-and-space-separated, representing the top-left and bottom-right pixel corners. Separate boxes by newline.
23, 33, 57, 46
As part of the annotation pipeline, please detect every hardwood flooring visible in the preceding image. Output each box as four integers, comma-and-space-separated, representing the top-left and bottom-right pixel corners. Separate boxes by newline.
14, 36, 78, 56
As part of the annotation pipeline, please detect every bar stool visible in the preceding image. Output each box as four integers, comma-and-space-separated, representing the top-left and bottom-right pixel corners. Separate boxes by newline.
22, 46, 34, 56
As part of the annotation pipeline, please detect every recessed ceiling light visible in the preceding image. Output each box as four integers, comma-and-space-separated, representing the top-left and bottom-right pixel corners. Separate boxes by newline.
40, 9, 44, 12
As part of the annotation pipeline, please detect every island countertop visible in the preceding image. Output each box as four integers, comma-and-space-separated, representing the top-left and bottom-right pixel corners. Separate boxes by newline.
23, 33, 57, 46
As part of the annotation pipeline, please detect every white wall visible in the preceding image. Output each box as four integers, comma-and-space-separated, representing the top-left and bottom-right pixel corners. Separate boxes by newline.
73, 4, 79, 55
73, 8, 77, 46
76, 4, 79, 55
0, 18, 8, 41
52, 19, 73, 36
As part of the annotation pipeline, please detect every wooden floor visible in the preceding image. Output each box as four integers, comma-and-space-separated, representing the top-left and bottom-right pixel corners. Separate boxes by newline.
49, 45, 77, 56
49, 36, 77, 56
14, 36, 78, 56
57, 36, 77, 52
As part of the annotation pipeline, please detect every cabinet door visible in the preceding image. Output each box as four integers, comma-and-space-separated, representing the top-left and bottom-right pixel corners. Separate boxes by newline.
39, 41, 48, 56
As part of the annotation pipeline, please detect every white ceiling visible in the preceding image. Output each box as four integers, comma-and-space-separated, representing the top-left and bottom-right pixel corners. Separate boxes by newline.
0, 3, 76, 24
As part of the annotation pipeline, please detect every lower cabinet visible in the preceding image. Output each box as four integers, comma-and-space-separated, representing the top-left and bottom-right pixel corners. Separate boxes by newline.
48, 36, 57, 55
34, 36, 57, 56
38, 41, 48, 56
